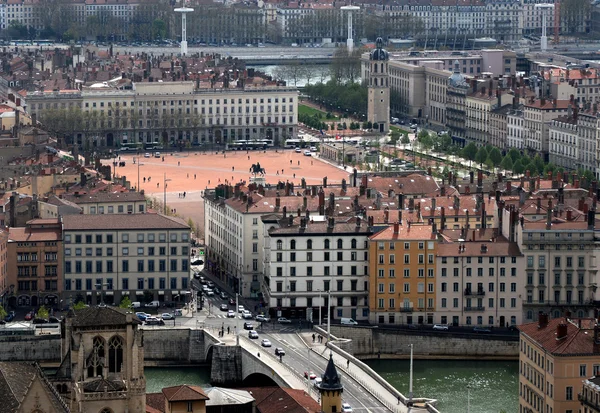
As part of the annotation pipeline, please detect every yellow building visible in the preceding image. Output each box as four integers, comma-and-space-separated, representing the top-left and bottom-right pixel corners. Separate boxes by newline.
161, 385, 209, 413
519, 314, 600, 413
369, 222, 438, 326
580, 377, 600, 413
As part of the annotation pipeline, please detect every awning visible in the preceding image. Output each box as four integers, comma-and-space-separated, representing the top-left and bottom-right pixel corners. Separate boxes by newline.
136, 291, 144, 295
122, 291, 130, 295
158, 291, 165, 295
105, 291, 114, 296
86, 292, 92, 296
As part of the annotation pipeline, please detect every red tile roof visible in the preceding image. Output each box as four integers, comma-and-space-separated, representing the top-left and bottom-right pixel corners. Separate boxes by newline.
370, 223, 436, 241
162, 385, 209, 402
519, 317, 600, 355
242, 387, 321, 413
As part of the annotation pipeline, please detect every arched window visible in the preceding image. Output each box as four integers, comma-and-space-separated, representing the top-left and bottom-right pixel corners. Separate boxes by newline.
99, 408, 113, 413
306, 239, 313, 250
87, 336, 105, 378
324, 239, 330, 249
351, 239, 357, 249
290, 240, 296, 250
276, 240, 283, 250
337, 239, 343, 249
108, 335, 124, 373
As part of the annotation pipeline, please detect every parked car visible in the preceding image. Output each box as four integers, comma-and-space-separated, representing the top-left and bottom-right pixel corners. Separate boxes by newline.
220, 304, 229, 311
310, 146, 317, 152
32, 318, 48, 324
24, 312, 34, 321
243, 322, 254, 330
146, 300, 160, 308
278, 317, 292, 324
144, 153, 151, 158
227, 310, 235, 318
242, 310, 253, 319
341, 402, 353, 412
220, 292, 227, 300
4, 311, 15, 322
295, 147, 302, 153
473, 327, 491, 333
206, 290, 214, 296
48, 316, 61, 323
274, 347, 285, 356
161, 313, 175, 320
238, 305, 245, 313
248, 330, 259, 339
256, 315, 270, 323
229, 298, 236, 305
207, 281, 215, 288
432, 324, 449, 331
261, 339, 272, 347
154, 152, 161, 158
303, 150, 312, 156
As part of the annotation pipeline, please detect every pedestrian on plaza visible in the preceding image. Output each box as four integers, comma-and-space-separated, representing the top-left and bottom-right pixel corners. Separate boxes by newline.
312, 333, 316, 343
298, 160, 300, 165
293, 173, 296, 179
157, 183, 159, 188
290, 160, 292, 165
398, 396, 401, 405
194, 174, 196, 179
187, 173, 189, 178
232, 166, 235, 171
227, 326, 230, 334
178, 161, 180, 166
184, 191, 186, 198
143, 177, 146, 183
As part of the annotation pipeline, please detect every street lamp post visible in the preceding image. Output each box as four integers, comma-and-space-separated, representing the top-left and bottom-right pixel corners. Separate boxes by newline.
327, 290, 331, 343
409, 343, 414, 404
136, 159, 144, 192
163, 173, 172, 214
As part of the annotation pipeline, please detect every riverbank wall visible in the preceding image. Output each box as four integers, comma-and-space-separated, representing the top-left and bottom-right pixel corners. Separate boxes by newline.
329, 325, 519, 359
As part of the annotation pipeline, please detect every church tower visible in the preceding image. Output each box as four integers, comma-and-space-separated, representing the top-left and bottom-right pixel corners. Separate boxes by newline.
56, 307, 146, 413
367, 37, 390, 134
317, 354, 343, 412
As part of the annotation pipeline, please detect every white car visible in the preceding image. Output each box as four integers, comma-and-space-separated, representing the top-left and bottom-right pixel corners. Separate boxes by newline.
238, 305, 245, 313
433, 324, 449, 331
248, 330, 259, 339
313, 377, 322, 388
278, 317, 292, 324
310, 146, 317, 152
261, 339, 272, 347
242, 311, 253, 319
295, 147, 302, 153
205, 289, 214, 296
303, 150, 311, 156
341, 402, 353, 412
227, 310, 235, 318
144, 153, 150, 158
161, 313, 174, 320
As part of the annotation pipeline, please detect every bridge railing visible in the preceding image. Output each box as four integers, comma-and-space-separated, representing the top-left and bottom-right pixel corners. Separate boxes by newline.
239, 335, 319, 399
314, 326, 439, 413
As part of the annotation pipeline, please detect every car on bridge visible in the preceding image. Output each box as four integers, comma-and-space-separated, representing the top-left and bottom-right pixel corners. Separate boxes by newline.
313, 377, 322, 388
261, 339, 272, 347
304, 371, 317, 380
243, 322, 254, 330
341, 402, 353, 412
278, 317, 292, 324
274, 347, 285, 356
227, 310, 235, 318
248, 330, 259, 339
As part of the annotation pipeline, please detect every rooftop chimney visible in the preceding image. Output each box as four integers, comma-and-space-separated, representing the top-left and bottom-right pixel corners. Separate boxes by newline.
393, 222, 400, 234
556, 323, 568, 340
538, 313, 549, 328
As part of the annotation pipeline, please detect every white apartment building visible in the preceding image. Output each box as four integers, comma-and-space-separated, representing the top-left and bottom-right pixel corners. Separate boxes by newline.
577, 110, 597, 178
62, 214, 191, 306
507, 107, 525, 149
549, 115, 578, 171
436, 237, 524, 328
22, 81, 299, 148
264, 216, 371, 321
6, 0, 38, 29
0, 3, 6, 30
465, 88, 513, 146
523, 98, 569, 158
507, 205, 600, 322
61, 191, 147, 215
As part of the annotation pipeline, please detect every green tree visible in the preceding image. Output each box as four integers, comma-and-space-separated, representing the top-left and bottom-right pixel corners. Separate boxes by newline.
36, 305, 49, 319
512, 159, 525, 174
500, 156, 513, 173
507, 148, 521, 163
487, 147, 503, 167
475, 146, 488, 165
152, 18, 167, 40
461, 142, 478, 165
119, 296, 133, 309
143, 290, 154, 304
0, 306, 7, 320
73, 301, 86, 310
533, 155, 545, 175
401, 134, 410, 146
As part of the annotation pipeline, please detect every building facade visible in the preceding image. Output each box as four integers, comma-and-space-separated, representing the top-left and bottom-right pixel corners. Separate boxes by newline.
549, 115, 578, 171
7, 218, 63, 309
62, 214, 190, 306
369, 223, 438, 326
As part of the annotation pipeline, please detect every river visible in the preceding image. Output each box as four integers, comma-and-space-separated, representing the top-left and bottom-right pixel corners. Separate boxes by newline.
145, 360, 518, 412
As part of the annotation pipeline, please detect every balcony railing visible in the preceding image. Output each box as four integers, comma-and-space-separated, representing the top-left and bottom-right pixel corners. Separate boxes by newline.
399, 307, 414, 313
524, 300, 599, 307
464, 306, 485, 312
578, 393, 600, 411
464, 289, 485, 297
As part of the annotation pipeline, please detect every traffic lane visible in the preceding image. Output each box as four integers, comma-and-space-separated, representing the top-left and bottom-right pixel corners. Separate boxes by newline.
258, 333, 389, 412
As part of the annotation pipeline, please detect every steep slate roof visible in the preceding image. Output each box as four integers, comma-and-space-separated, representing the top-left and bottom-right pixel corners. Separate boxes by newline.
70, 306, 141, 327
82, 377, 126, 392
162, 384, 209, 402
319, 355, 343, 391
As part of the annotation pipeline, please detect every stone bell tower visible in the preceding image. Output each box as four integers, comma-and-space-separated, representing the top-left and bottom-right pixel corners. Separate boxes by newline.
56, 307, 146, 413
367, 37, 390, 134
317, 354, 343, 412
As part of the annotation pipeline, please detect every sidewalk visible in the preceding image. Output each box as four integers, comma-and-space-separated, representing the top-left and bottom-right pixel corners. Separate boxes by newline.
298, 332, 429, 413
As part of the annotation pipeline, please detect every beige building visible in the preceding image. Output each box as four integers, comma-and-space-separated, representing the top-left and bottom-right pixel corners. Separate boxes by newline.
580, 376, 600, 413
523, 98, 570, 159
519, 314, 600, 413
62, 214, 191, 306
465, 88, 513, 146
22, 81, 299, 148
549, 115, 578, 171
62, 191, 147, 215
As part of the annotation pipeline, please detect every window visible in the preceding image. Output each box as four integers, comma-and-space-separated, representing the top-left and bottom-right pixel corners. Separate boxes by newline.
580, 364, 587, 377
108, 335, 123, 373
566, 386, 573, 400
